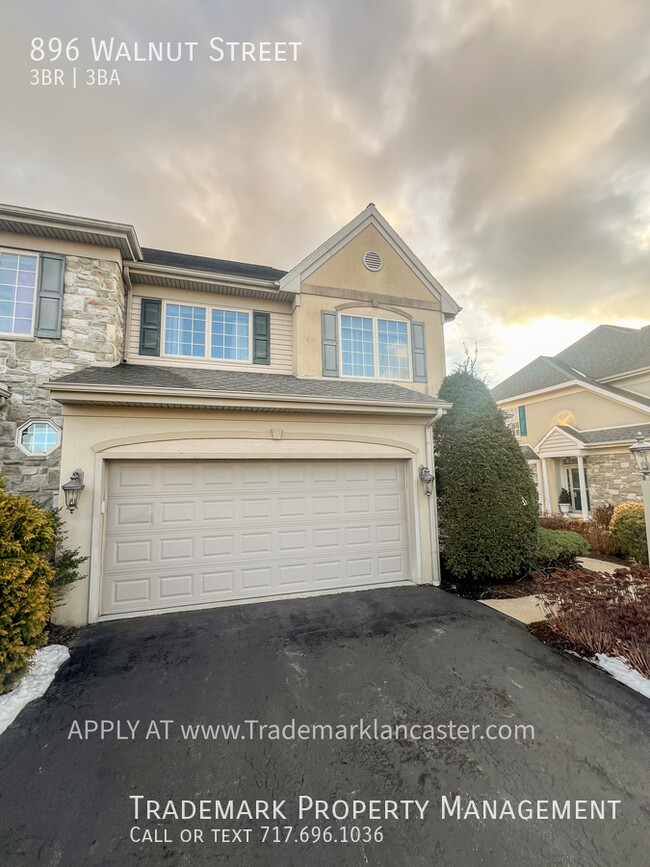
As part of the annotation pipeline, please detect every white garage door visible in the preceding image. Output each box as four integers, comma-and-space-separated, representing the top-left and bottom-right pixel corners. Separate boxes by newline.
101, 459, 411, 617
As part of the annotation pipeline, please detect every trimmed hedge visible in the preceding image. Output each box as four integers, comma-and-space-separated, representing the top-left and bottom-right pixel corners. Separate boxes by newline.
610, 502, 648, 565
435, 372, 539, 582
535, 527, 590, 569
0, 489, 56, 694
539, 515, 618, 557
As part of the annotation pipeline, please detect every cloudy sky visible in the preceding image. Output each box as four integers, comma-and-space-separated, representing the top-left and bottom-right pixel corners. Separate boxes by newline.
2, 0, 649, 384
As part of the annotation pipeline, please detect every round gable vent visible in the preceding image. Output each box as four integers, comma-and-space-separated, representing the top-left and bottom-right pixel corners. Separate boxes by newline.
362, 251, 383, 272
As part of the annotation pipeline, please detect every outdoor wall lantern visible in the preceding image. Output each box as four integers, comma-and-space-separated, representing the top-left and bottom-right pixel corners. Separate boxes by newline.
418, 465, 435, 497
629, 432, 650, 480
62, 468, 85, 513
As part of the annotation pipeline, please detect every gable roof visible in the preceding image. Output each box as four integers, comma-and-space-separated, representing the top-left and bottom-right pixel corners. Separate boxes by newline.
534, 421, 650, 455
48, 363, 448, 414
492, 324, 650, 407
561, 422, 650, 446
141, 248, 287, 283
555, 324, 650, 380
278, 204, 461, 320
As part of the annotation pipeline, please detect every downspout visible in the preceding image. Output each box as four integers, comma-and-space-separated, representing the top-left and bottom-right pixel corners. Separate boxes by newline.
426, 408, 444, 586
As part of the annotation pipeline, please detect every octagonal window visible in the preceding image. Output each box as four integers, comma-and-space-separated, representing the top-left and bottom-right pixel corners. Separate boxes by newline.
17, 419, 60, 455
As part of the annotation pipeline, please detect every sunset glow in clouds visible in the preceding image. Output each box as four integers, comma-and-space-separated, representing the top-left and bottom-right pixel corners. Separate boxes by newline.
2, 0, 649, 383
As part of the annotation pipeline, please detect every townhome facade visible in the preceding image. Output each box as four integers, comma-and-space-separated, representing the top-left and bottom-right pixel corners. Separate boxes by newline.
492, 325, 650, 518
0, 203, 460, 625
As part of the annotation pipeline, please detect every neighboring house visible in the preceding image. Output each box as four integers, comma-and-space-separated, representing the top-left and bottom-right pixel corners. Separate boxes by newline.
0, 202, 460, 625
492, 325, 650, 518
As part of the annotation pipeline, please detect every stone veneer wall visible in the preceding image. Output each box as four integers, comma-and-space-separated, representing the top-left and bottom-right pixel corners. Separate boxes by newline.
586, 453, 643, 507
0, 255, 124, 507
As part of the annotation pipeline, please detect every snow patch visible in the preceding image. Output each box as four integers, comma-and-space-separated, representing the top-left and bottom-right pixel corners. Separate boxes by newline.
593, 654, 650, 700
0, 645, 70, 735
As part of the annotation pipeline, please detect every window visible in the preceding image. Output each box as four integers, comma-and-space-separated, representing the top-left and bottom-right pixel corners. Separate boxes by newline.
162, 303, 253, 361
164, 305, 206, 357
0, 250, 38, 336
17, 420, 60, 455
341, 315, 375, 377
377, 319, 409, 379
211, 310, 249, 360
340, 314, 411, 380
504, 410, 520, 437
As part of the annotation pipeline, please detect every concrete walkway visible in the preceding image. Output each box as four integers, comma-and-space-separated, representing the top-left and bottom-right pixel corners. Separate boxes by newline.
480, 595, 546, 624
480, 558, 628, 624
577, 556, 620, 575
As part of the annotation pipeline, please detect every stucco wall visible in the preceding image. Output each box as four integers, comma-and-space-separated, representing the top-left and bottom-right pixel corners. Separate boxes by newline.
54, 405, 437, 625
294, 226, 447, 393
500, 386, 650, 448
615, 370, 650, 398
0, 249, 124, 506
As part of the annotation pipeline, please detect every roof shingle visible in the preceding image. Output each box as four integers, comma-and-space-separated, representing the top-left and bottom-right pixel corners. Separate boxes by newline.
492, 324, 650, 404
49, 363, 445, 408
141, 248, 287, 282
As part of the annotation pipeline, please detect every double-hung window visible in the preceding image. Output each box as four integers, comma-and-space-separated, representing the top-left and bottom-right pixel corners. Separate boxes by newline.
164, 304, 206, 357
163, 302, 252, 361
211, 309, 249, 360
0, 250, 38, 336
341, 315, 375, 377
340, 314, 411, 380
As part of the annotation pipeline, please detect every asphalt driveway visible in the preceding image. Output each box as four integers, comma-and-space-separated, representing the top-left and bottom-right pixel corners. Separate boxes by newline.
0, 586, 648, 866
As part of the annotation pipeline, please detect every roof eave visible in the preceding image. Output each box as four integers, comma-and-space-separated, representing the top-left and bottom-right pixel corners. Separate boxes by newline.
125, 262, 295, 301
46, 381, 450, 416
0, 203, 142, 261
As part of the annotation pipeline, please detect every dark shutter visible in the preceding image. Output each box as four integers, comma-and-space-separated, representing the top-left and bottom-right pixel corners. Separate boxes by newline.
518, 406, 528, 437
34, 253, 65, 338
321, 311, 339, 376
411, 321, 427, 382
252, 311, 270, 364
139, 298, 161, 356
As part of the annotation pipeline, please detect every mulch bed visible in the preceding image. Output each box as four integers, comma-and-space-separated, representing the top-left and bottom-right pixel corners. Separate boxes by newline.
47, 624, 79, 647
527, 619, 592, 658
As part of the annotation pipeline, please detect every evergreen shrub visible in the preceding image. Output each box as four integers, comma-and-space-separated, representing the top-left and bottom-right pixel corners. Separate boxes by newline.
435, 372, 539, 582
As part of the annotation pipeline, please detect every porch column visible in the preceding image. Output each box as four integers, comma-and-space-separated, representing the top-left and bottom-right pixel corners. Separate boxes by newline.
541, 458, 551, 515
577, 455, 589, 521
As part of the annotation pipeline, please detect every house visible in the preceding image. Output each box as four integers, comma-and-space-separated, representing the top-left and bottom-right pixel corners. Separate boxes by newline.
0, 202, 461, 625
492, 325, 650, 518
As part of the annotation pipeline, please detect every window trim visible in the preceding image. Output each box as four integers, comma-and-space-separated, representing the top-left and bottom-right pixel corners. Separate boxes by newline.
0, 246, 40, 339
338, 312, 413, 382
16, 418, 61, 456
160, 300, 253, 362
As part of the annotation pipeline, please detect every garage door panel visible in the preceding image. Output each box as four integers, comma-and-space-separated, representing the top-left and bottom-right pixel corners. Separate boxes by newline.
202, 569, 235, 594
159, 574, 194, 599
160, 500, 196, 524
101, 459, 411, 616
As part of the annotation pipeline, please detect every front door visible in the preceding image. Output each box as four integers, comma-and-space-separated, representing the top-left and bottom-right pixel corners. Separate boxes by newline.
569, 467, 589, 512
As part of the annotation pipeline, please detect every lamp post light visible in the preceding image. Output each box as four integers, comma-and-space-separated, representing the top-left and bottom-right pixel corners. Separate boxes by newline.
629, 432, 650, 563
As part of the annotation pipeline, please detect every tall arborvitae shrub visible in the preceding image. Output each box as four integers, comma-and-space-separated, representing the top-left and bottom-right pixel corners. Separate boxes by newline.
0, 482, 56, 694
435, 372, 539, 582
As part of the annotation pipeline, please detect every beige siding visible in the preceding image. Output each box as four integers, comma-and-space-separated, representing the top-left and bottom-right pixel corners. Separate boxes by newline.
127, 288, 293, 374
538, 428, 583, 457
